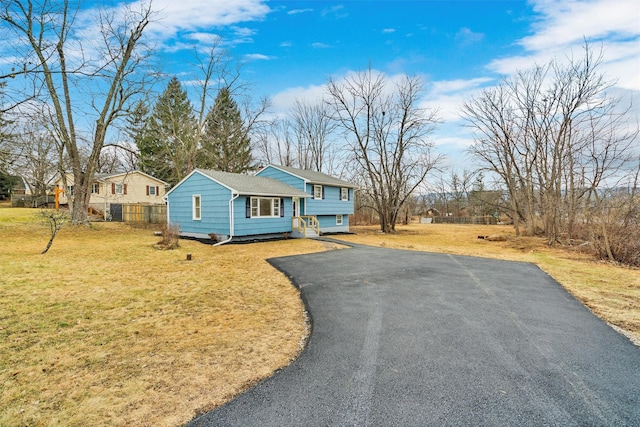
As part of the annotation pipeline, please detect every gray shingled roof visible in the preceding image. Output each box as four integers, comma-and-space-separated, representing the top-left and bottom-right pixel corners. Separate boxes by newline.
265, 164, 357, 188
197, 169, 310, 197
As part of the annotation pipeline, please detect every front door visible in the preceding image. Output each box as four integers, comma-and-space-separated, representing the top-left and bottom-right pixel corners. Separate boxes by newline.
292, 197, 299, 228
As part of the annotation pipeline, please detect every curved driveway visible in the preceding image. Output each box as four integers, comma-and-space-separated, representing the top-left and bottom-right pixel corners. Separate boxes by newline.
188, 242, 640, 426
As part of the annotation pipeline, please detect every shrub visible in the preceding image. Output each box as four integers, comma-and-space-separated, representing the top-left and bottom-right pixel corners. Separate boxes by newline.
156, 223, 180, 249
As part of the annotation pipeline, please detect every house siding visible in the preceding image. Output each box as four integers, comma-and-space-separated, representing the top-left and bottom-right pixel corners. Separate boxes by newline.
305, 184, 354, 216
256, 167, 305, 191
317, 214, 350, 233
232, 196, 293, 236
167, 172, 231, 238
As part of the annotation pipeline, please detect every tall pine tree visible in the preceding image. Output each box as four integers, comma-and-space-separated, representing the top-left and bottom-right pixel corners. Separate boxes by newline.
199, 87, 253, 173
137, 77, 196, 185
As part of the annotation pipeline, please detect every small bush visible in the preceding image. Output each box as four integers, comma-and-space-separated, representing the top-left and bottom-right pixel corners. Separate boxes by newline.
156, 223, 180, 249
592, 220, 640, 267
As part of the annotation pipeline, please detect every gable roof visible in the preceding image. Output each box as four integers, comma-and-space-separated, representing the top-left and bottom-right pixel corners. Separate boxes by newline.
58, 170, 169, 186
184, 169, 311, 198
94, 171, 169, 186
261, 164, 357, 188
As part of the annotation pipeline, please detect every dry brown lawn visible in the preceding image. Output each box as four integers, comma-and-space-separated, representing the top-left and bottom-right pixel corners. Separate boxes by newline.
2, 209, 638, 427
0, 207, 326, 426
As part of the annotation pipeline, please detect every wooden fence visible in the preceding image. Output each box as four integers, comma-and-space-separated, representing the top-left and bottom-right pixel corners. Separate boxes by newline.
11, 194, 55, 207
432, 216, 498, 225
122, 204, 166, 224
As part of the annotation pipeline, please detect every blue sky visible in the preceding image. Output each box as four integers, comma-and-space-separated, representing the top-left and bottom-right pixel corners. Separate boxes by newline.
3, 0, 639, 169
149, 0, 638, 168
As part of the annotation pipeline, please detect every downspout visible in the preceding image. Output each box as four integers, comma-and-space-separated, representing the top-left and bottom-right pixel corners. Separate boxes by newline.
213, 192, 239, 246
162, 194, 170, 227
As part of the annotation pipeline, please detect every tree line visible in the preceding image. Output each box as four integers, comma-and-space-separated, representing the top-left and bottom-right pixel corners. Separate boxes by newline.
1, 1, 638, 265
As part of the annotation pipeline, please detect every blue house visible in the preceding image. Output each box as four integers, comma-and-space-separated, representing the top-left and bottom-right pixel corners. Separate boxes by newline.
256, 165, 356, 234
165, 166, 356, 243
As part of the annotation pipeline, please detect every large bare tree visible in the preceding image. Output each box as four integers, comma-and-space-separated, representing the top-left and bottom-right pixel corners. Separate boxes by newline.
290, 99, 337, 172
462, 43, 638, 245
1, 0, 154, 223
326, 69, 442, 232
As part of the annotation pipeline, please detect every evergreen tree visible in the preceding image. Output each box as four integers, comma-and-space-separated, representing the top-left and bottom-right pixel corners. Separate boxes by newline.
126, 100, 150, 166
138, 77, 196, 185
199, 87, 253, 173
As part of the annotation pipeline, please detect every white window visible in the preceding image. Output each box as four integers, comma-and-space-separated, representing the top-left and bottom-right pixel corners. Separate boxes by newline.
313, 185, 323, 200
250, 197, 281, 217
91, 183, 99, 194
336, 214, 343, 225
192, 195, 201, 220
149, 186, 156, 196
115, 183, 123, 194
340, 187, 348, 201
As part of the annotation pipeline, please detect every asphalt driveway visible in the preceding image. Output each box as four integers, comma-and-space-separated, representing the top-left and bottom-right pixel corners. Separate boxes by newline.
187, 241, 640, 426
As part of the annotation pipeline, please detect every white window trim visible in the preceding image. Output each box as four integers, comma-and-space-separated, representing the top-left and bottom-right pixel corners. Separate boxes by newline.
149, 186, 156, 196
340, 187, 348, 201
313, 184, 323, 200
250, 196, 281, 218
336, 214, 343, 225
91, 183, 99, 194
115, 183, 123, 194
192, 195, 201, 220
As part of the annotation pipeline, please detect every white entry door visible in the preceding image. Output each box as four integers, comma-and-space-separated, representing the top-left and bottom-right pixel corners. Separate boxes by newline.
292, 197, 299, 228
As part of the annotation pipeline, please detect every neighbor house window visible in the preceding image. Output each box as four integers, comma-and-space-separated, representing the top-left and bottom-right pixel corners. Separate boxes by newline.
336, 214, 343, 225
340, 187, 348, 201
146, 185, 159, 196
313, 185, 323, 200
91, 183, 99, 194
111, 183, 127, 195
249, 197, 282, 217
192, 195, 201, 220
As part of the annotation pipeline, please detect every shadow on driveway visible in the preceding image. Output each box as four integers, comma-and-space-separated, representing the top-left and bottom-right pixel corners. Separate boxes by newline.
188, 242, 640, 426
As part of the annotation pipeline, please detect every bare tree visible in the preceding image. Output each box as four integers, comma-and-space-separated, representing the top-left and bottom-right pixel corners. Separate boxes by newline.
254, 119, 296, 167
327, 69, 442, 232
40, 208, 68, 254
462, 43, 637, 245
290, 99, 337, 172
10, 117, 58, 198
2, 0, 154, 223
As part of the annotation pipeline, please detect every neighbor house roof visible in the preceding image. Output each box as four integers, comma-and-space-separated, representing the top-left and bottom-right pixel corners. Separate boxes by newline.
264, 165, 357, 188
194, 169, 311, 197
59, 170, 169, 186
93, 171, 169, 185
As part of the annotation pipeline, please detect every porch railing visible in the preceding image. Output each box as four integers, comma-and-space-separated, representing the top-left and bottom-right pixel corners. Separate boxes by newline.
292, 215, 320, 236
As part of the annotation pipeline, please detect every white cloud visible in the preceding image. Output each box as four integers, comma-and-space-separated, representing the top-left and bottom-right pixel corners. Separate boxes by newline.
523, 0, 639, 52
322, 5, 348, 19
455, 27, 484, 45
488, 0, 640, 90
244, 53, 273, 61
288, 8, 313, 15
424, 78, 494, 122
135, 0, 271, 43
312, 42, 331, 49
383, 28, 396, 34
271, 84, 327, 115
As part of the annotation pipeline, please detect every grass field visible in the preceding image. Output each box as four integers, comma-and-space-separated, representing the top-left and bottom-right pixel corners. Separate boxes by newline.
1, 208, 638, 426
0, 207, 326, 426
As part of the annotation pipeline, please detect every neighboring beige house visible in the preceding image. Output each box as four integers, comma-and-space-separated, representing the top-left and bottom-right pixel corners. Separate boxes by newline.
55, 171, 168, 220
